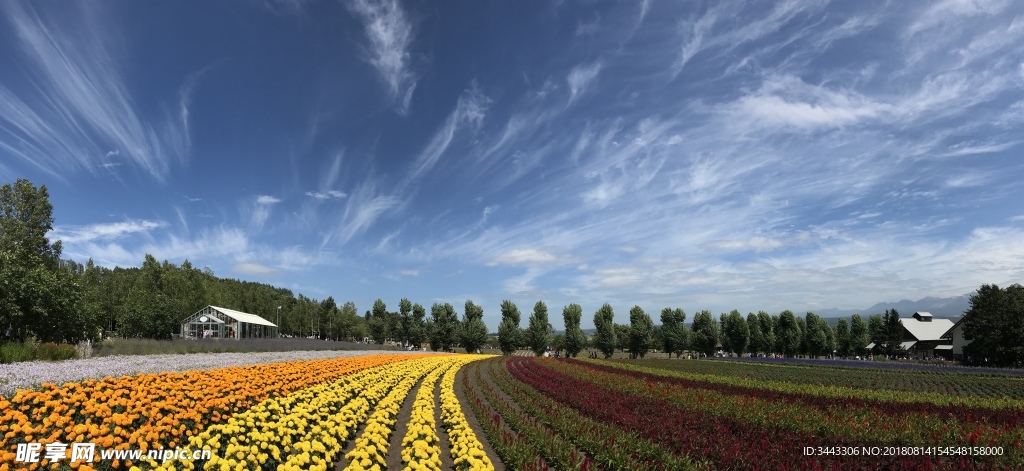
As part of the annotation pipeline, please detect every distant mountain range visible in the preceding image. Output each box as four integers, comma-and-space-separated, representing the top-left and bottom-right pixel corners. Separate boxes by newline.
812, 293, 972, 319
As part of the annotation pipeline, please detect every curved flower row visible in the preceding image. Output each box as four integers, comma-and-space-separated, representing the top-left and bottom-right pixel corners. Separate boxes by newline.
631, 358, 1024, 400
484, 358, 699, 470
155, 356, 435, 471
343, 358, 444, 471
400, 362, 450, 471
517, 358, 1020, 470
554, 359, 1024, 452
592, 359, 1024, 409
438, 359, 495, 471
0, 354, 416, 468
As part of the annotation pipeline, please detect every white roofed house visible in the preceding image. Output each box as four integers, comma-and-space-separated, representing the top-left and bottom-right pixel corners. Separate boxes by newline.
180, 306, 279, 339
940, 316, 971, 361
899, 312, 954, 359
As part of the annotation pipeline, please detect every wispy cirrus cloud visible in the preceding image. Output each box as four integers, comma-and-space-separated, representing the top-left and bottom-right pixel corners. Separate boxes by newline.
566, 60, 603, 105
233, 262, 279, 275
306, 190, 347, 200
720, 75, 892, 131
399, 83, 490, 191
487, 248, 564, 267
52, 220, 167, 244
346, 0, 418, 114
0, 2, 194, 182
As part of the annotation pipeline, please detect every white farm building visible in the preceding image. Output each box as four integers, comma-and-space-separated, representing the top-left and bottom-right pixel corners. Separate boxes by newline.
900, 312, 955, 359
181, 306, 278, 339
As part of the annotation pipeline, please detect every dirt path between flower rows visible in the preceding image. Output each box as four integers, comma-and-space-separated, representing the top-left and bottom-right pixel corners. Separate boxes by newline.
383, 373, 425, 470
454, 360, 505, 470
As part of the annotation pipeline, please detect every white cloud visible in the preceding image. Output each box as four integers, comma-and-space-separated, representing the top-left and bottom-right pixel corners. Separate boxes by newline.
567, 60, 603, 104
488, 248, 561, 267
671, 11, 717, 78
305, 190, 347, 200
72, 227, 250, 269
256, 195, 282, 205
942, 140, 1020, 157
906, 0, 1009, 37
399, 269, 419, 276
233, 262, 279, 275
346, 0, 418, 114
1011, 216, 1024, 222
575, 14, 600, 36
399, 84, 490, 190
723, 75, 891, 131
323, 178, 400, 247
0, 2, 192, 181
945, 172, 992, 188
52, 220, 166, 244
703, 236, 786, 252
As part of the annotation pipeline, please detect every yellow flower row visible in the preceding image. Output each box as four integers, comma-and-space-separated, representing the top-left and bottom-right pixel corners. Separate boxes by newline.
153, 356, 430, 471
344, 357, 459, 471
400, 360, 452, 471
438, 357, 495, 471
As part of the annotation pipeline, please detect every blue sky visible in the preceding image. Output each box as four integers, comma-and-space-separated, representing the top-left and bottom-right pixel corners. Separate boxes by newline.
2, 0, 1023, 330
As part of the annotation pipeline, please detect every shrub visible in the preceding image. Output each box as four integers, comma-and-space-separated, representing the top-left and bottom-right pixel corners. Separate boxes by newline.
35, 342, 77, 361
0, 342, 33, 363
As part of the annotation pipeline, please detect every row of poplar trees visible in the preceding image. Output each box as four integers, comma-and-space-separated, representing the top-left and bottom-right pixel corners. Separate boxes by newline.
360, 298, 490, 353
494, 299, 912, 360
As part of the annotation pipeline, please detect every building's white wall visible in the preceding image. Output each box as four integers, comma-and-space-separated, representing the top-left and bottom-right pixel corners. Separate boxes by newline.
949, 323, 972, 356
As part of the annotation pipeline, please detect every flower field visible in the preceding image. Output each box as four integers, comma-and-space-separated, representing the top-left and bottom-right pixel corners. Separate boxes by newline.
461, 356, 1024, 471
2, 351, 1022, 470
0, 353, 495, 471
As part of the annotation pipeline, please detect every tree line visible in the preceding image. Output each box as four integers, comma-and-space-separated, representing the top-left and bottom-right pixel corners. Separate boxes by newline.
495, 300, 911, 360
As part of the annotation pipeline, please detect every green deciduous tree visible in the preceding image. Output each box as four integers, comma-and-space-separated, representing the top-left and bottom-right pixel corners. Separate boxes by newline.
868, 314, 885, 351
368, 298, 389, 344
850, 314, 870, 357
525, 301, 553, 357
628, 305, 654, 359
661, 308, 688, 358
614, 323, 630, 352
746, 313, 762, 355
593, 304, 616, 359
429, 303, 459, 352
460, 300, 489, 354
408, 303, 426, 348
691, 310, 719, 357
804, 312, 829, 358
795, 316, 808, 356
0, 179, 88, 343
835, 318, 851, 357
497, 300, 522, 355
721, 310, 749, 356
963, 284, 1024, 367
397, 298, 413, 346
758, 311, 775, 355
777, 310, 801, 357
562, 303, 586, 358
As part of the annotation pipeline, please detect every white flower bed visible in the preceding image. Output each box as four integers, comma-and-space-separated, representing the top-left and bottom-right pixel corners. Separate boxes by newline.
0, 349, 423, 397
